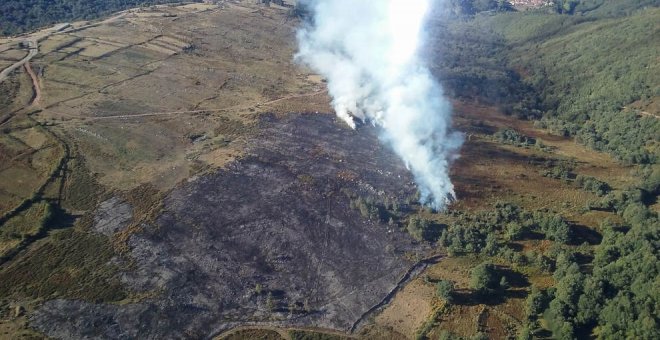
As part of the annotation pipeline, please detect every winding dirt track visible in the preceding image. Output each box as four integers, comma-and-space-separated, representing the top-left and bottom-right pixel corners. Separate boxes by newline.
214, 325, 361, 340
0, 40, 37, 83
24, 62, 41, 106
58, 90, 328, 121
0, 10, 129, 85
637, 110, 658, 119
211, 254, 444, 339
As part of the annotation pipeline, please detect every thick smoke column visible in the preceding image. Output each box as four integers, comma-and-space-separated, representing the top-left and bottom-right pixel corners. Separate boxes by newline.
296, 0, 463, 209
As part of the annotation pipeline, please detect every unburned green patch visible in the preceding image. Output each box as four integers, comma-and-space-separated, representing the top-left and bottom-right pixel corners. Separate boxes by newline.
0, 202, 51, 257
0, 228, 126, 302
62, 159, 102, 212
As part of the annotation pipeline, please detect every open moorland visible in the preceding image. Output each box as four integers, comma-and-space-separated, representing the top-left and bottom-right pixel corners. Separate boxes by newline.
0, 1, 658, 340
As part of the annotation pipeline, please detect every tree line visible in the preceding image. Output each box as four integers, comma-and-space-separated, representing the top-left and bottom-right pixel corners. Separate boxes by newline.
0, 0, 193, 36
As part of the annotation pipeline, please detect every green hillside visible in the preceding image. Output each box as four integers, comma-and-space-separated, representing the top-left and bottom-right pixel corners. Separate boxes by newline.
435, 0, 657, 166
485, 6, 659, 164
435, 2, 659, 338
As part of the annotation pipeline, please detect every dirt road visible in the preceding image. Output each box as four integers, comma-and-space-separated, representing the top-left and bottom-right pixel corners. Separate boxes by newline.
24, 61, 41, 106
214, 325, 360, 340
0, 39, 37, 83
58, 90, 328, 121
0, 10, 131, 85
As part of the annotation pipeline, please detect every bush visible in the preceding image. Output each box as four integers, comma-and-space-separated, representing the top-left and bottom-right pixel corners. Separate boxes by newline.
504, 221, 525, 241
575, 175, 611, 196
494, 128, 535, 147
532, 212, 573, 244
470, 262, 500, 297
525, 287, 548, 320
436, 280, 456, 304
407, 216, 442, 242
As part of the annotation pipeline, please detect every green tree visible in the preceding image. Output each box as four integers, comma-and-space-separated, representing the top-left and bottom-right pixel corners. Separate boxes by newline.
436, 280, 456, 304
483, 233, 499, 256
470, 262, 499, 297
505, 221, 525, 241
534, 213, 573, 244
407, 216, 434, 241
525, 287, 547, 320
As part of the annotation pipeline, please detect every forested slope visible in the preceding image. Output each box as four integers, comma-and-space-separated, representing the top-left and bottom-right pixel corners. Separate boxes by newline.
443, 0, 659, 165
0, 0, 197, 36
440, 1, 659, 338
426, 1, 659, 339
486, 6, 659, 164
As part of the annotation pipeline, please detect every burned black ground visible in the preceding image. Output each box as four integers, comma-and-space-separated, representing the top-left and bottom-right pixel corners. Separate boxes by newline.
30, 113, 428, 338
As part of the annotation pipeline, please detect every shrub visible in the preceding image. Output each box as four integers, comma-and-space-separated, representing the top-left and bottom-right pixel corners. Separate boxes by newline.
470, 262, 500, 297
436, 280, 456, 304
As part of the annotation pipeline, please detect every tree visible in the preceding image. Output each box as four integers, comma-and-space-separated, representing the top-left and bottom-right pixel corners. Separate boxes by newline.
576, 277, 603, 324
547, 262, 584, 336
288, 1, 311, 19
407, 216, 434, 241
534, 213, 573, 244
555, 321, 575, 340
553, 0, 579, 14
505, 221, 525, 241
436, 280, 456, 304
472, 332, 489, 340
0, 0, 187, 35
472, 0, 497, 12
470, 263, 499, 297
483, 233, 499, 256
525, 287, 547, 320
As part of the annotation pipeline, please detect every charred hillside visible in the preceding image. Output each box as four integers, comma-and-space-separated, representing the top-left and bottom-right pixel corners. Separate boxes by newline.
30, 113, 429, 338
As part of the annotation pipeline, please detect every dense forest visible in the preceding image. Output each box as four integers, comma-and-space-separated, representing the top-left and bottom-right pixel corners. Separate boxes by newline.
0, 0, 197, 36
484, 1, 659, 165
433, 0, 659, 165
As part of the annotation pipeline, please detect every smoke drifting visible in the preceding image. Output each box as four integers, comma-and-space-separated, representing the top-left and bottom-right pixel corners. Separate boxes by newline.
296, 0, 463, 209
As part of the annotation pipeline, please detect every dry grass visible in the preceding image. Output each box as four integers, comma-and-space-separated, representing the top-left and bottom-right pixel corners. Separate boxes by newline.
21, 2, 323, 191
450, 101, 625, 228
0, 70, 33, 115
0, 49, 28, 62
375, 279, 436, 338
10, 128, 48, 149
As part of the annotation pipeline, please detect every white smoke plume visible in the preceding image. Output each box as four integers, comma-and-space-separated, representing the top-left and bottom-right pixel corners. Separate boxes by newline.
296, 0, 463, 210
